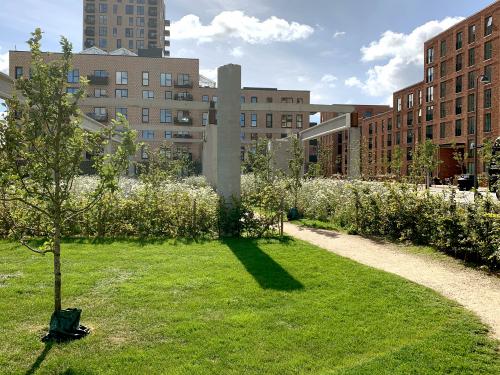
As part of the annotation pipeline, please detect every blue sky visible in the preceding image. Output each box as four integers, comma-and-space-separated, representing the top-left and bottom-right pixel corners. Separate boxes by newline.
0, 0, 495, 107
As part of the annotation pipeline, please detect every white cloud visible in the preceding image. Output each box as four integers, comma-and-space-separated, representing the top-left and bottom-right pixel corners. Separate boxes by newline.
0, 51, 8, 74
171, 11, 314, 44
200, 68, 218, 82
351, 17, 464, 98
333, 31, 346, 38
230, 46, 244, 58
345, 76, 363, 88
321, 74, 338, 88
297, 76, 309, 83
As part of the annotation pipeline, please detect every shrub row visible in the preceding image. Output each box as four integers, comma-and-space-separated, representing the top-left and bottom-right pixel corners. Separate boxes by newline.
294, 179, 500, 269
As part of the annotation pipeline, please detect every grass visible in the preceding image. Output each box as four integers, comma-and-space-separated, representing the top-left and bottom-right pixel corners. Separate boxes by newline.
0, 238, 499, 374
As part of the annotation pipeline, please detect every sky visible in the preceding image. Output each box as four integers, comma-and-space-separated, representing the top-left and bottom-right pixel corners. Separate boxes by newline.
0, 0, 495, 110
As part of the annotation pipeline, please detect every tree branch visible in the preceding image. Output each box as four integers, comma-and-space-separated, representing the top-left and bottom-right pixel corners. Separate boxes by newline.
20, 239, 53, 256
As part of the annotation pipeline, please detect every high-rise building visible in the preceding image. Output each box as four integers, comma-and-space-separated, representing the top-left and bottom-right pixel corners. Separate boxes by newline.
83, 0, 170, 57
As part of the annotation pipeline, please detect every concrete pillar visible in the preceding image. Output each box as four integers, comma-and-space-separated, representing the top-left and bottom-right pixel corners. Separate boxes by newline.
348, 125, 361, 179
216, 64, 241, 201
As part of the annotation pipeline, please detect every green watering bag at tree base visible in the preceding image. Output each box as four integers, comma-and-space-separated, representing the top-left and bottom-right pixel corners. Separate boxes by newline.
42, 308, 90, 342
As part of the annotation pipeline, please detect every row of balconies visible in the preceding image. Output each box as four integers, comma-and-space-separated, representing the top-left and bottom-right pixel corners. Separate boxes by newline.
86, 112, 194, 126
87, 74, 193, 89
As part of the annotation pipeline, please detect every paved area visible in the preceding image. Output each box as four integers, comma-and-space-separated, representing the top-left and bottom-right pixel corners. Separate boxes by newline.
284, 222, 500, 341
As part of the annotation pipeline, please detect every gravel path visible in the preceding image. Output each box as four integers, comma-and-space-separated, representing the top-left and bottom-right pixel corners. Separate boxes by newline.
284, 223, 500, 341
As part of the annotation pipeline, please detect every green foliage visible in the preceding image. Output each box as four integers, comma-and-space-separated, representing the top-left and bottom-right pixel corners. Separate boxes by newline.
287, 136, 304, 208
295, 179, 500, 269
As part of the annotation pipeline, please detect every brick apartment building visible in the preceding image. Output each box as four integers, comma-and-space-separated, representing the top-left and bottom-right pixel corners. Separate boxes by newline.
318, 105, 390, 175
358, 0, 500, 180
83, 0, 170, 56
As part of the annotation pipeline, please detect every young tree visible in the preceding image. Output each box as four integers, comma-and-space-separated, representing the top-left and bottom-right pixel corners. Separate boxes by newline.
410, 140, 442, 188
390, 145, 403, 181
0, 30, 136, 316
452, 142, 468, 175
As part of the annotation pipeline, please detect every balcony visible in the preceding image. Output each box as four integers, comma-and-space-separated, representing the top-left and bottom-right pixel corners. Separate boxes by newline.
174, 93, 193, 101
87, 113, 108, 123
87, 75, 109, 85
173, 134, 193, 139
174, 80, 193, 89
174, 117, 193, 125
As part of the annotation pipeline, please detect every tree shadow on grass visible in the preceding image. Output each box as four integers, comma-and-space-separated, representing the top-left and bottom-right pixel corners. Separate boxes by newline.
223, 238, 304, 291
25, 341, 54, 375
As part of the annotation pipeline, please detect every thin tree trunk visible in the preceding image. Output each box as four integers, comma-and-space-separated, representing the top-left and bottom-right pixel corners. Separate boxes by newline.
53, 225, 62, 312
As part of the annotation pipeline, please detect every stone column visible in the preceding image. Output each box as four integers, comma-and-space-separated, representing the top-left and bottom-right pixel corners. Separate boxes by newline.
215, 64, 242, 201
347, 120, 361, 179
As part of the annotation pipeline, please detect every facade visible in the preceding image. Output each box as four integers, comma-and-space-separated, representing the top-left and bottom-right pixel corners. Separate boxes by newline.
360, 1, 500, 179
83, 0, 170, 56
9, 51, 311, 166
318, 105, 391, 176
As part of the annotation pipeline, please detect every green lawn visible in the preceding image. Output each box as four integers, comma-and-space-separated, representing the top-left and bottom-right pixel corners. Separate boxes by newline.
0, 238, 499, 374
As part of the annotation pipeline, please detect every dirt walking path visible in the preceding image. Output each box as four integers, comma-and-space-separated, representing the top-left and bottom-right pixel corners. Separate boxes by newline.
283, 223, 500, 341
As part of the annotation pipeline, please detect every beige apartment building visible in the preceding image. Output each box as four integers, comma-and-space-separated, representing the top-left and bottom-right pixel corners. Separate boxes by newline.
83, 0, 170, 57
9, 50, 311, 166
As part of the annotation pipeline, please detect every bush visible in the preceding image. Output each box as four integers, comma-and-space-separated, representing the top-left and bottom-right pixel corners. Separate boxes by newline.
295, 179, 500, 269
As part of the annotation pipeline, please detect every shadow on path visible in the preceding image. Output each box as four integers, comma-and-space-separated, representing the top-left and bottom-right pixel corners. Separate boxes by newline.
224, 239, 304, 291
25, 340, 54, 375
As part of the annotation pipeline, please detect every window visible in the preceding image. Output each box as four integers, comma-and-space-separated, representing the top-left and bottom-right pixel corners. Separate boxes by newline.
115, 89, 128, 98
407, 111, 414, 126
407, 129, 414, 144
455, 119, 462, 136
468, 93, 475, 112
164, 131, 172, 139
240, 96, 245, 103
468, 48, 475, 66
142, 71, 149, 86
165, 91, 172, 100
160, 109, 172, 123
66, 87, 78, 94
125, 4, 134, 14
251, 113, 257, 127
456, 53, 463, 71
440, 103, 446, 118
440, 40, 447, 57
136, 17, 145, 27
202, 112, 209, 126
426, 67, 434, 83
397, 97, 402, 111
137, 6, 144, 15
426, 47, 434, 64
240, 113, 245, 127
468, 25, 476, 43
142, 108, 149, 123
202, 95, 209, 102
426, 105, 434, 121
418, 90, 423, 106
281, 114, 293, 128
177, 73, 190, 86
418, 109, 422, 124
485, 16, 493, 36
407, 93, 414, 108
141, 147, 148, 160
456, 97, 463, 115
468, 71, 476, 89
160, 73, 172, 86
281, 97, 293, 103
456, 31, 463, 50
396, 114, 401, 128
251, 133, 258, 141
456, 75, 463, 93
440, 61, 446, 77
15, 66, 23, 79
116, 71, 128, 85
251, 96, 258, 103
468, 117, 475, 135
387, 118, 392, 131
99, 26, 107, 37
142, 130, 154, 140
142, 90, 154, 99
67, 69, 79, 83
484, 41, 493, 60
99, 3, 108, 13
440, 122, 446, 139
396, 132, 401, 145
212, 96, 218, 103
484, 65, 492, 82
297, 98, 304, 104
387, 134, 392, 147
117, 16, 122, 25
440, 82, 446, 98
484, 88, 492, 108
266, 113, 273, 128
426, 86, 434, 102
426, 125, 433, 140
115, 108, 128, 120
484, 113, 492, 132
296, 114, 303, 128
